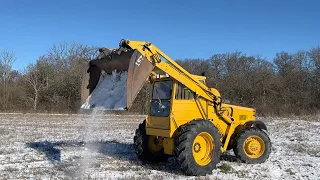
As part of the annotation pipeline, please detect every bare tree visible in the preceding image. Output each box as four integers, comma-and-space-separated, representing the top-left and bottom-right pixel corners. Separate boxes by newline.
0, 50, 16, 109
23, 64, 46, 111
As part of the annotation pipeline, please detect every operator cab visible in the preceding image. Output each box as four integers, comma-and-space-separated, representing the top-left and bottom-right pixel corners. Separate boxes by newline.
150, 80, 173, 117
148, 73, 206, 118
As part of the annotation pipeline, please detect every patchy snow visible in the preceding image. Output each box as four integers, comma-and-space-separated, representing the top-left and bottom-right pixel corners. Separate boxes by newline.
0, 114, 319, 179
81, 70, 127, 110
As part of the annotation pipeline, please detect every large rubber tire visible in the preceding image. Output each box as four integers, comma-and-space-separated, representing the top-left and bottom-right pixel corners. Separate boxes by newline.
133, 120, 169, 162
174, 120, 221, 176
233, 128, 271, 164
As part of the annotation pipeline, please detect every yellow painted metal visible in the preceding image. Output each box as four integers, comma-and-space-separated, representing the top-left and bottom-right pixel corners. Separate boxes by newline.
124, 40, 217, 103
146, 116, 170, 130
120, 40, 256, 154
146, 127, 171, 137
243, 136, 265, 158
148, 136, 164, 153
220, 121, 236, 152
171, 98, 208, 125
218, 104, 256, 152
163, 138, 174, 155
192, 132, 214, 166
222, 104, 256, 125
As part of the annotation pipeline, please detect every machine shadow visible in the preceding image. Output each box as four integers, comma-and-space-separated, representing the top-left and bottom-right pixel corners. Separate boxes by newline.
26, 140, 63, 162
26, 140, 183, 175
220, 154, 240, 162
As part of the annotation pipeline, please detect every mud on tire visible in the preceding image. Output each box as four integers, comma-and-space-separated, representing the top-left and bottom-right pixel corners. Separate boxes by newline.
133, 120, 169, 162
174, 119, 221, 176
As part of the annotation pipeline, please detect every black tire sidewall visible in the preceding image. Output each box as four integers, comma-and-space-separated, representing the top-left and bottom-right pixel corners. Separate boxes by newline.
134, 120, 169, 162
175, 120, 221, 176
189, 123, 220, 170
234, 128, 271, 164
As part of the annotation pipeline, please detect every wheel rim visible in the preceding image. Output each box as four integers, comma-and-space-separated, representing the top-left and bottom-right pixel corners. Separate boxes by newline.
148, 136, 163, 153
192, 132, 214, 166
243, 135, 265, 158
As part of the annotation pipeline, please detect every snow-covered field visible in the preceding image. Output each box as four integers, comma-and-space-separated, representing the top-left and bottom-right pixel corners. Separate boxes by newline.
0, 113, 319, 180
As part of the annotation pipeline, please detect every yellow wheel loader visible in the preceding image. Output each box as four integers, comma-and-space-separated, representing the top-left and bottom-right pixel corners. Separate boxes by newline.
81, 39, 271, 176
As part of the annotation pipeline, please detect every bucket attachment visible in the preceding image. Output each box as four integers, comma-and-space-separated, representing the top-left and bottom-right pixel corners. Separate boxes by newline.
81, 47, 154, 110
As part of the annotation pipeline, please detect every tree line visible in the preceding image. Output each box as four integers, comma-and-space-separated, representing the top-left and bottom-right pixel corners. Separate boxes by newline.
0, 42, 97, 113
0, 42, 319, 116
176, 49, 320, 116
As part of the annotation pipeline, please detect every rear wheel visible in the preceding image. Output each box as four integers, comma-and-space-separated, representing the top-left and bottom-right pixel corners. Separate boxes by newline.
174, 120, 221, 176
133, 120, 169, 162
233, 128, 271, 163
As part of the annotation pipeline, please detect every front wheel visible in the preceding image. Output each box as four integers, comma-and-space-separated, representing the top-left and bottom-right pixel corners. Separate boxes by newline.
174, 120, 221, 176
233, 128, 271, 164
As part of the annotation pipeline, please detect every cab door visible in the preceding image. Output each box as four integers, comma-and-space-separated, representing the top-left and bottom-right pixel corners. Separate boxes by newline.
171, 81, 207, 126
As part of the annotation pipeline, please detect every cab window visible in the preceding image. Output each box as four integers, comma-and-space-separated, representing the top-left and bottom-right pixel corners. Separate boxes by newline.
175, 82, 193, 100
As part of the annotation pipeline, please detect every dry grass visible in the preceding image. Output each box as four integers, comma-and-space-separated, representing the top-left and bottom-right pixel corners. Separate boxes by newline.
218, 163, 234, 173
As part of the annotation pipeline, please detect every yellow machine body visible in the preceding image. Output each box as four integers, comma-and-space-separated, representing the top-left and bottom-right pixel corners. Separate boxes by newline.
82, 39, 257, 155
145, 76, 255, 155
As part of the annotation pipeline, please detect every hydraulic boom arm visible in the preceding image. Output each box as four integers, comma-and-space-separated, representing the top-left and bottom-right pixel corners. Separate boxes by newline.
120, 40, 221, 105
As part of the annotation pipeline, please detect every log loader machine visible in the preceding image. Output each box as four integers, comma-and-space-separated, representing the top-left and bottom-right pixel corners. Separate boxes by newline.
81, 39, 271, 176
